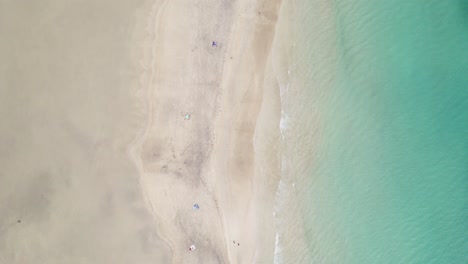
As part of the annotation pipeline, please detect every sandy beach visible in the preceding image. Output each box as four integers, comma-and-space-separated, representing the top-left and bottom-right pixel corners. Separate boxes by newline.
1, 0, 284, 263
5, 0, 466, 263
131, 0, 284, 263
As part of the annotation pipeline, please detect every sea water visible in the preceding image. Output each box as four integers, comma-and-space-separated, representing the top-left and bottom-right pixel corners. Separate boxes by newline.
273, 0, 468, 263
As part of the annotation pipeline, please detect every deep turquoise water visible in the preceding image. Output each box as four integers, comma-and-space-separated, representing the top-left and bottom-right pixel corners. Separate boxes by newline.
276, 0, 468, 263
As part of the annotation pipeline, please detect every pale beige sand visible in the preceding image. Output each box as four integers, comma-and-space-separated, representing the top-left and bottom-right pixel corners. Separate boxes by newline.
131, 0, 284, 263
1, 0, 285, 263
209, 1, 284, 263
0, 1, 170, 263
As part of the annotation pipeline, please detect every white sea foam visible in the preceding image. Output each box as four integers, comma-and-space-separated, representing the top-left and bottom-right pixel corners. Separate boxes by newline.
273, 232, 282, 264
272, 179, 286, 264
279, 113, 290, 134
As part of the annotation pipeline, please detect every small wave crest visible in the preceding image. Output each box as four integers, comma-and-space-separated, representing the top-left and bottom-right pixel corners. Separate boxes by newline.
273, 232, 283, 264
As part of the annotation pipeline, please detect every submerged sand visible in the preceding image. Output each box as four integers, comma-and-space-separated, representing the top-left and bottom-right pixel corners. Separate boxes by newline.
0, 0, 286, 263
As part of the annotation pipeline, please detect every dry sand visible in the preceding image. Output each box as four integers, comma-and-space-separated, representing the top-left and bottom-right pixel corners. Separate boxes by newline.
131, 0, 284, 263
0, 0, 284, 263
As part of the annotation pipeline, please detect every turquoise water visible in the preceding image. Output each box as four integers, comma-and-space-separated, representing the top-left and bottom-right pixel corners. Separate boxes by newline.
276, 0, 468, 263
